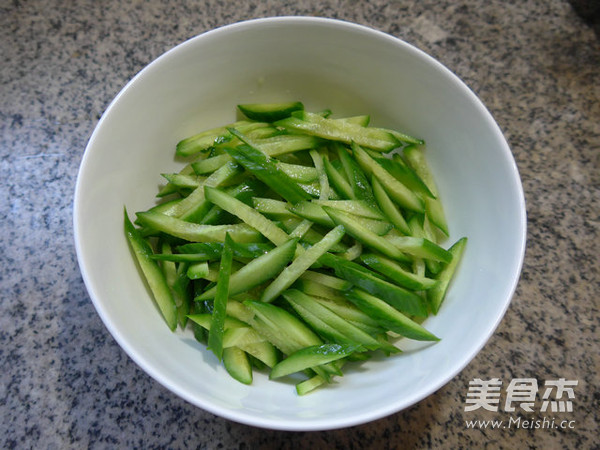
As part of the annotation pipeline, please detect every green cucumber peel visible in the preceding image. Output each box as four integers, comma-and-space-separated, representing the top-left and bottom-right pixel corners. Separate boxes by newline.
124, 208, 177, 331
208, 233, 234, 360
345, 289, 439, 342
270, 343, 359, 380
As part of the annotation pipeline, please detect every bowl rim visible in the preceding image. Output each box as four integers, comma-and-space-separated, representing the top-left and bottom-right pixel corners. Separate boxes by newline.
73, 15, 527, 431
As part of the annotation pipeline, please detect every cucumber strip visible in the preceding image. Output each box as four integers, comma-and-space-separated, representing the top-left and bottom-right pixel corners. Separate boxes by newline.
270, 343, 359, 380
188, 313, 241, 331
159, 240, 178, 287
204, 186, 290, 246
225, 325, 265, 346
275, 112, 401, 152
200, 179, 265, 225
172, 262, 192, 328
238, 101, 304, 122
196, 238, 298, 300
294, 278, 345, 300
251, 197, 295, 218
141, 199, 183, 222
261, 225, 345, 303
363, 146, 387, 160
188, 314, 266, 347
296, 374, 326, 396
408, 214, 441, 275
385, 154, 436, 198
289, 201, 392, 235
422, 215, 447, 272
336, 143, 377, 205
288, 219, 314, 240
345, 289, 439, 341
296, 181, 322, 198
246, 126, 283, 140
124, 209, 177, 331
422, 212, 445, 246
135, 210, 262, 243
285, 294, 368, 351
323, 157, 354, 199
242, 300, 322, 356
323, 206, 410, 261
225, 143, 311, 204
222, 347, 253, 385
332, 263, 428, 317
223, 327, 265, 348
371, 177, 411, 235
388, 129, 425, 146
161, 173, 206, 190
160, 161, 243, 220
192, 136, 320, 176
287, 201, 335, 227
194, 318, 275, 367
247, 351, 268, 371
403, 145, 449, 235
191, 154, 231, 174
174, 241, 273, 260
249, 134, 324, 157
298, 270, 352, 291
334, 114, 370, 127
176, 132, 231, 159
312, 199, 384, 220
319, 252, 384, 279
283, 289, 389, 352
189, 297, 208, 343
238, 341, 279, 368
230, 289, 261, 302
279, 218, 347, 253
321, 253, 427, 317
186, 261, 210, 280
338, 240, 363, 261
201, 262, 220, 282
310, 295, 384, 333
428, 237, 467, 314
226, 129, 313, 204
413, 257, 427, 278
360, 253, 438, 291
309, 149, 330, 200
157, 163, 197, 197
225, 300, 255, 324
385, 235, 453, 263
276, 161, 319, 183
176, 121, 269, 157
252, 197, 296, 219
351, 143, 424, 213
208, 234, 234, 360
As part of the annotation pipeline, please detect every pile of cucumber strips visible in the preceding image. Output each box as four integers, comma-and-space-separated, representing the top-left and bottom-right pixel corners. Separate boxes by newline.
124, 101, 467, 395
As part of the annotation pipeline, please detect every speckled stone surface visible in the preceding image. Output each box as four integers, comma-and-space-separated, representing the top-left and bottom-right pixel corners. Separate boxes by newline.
1, 0, 598, 448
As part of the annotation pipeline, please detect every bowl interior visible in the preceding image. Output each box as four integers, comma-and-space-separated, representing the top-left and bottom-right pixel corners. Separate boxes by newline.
74, 17, 526, 431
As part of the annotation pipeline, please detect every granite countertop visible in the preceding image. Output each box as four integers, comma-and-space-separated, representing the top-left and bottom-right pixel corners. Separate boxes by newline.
1, 0, 598, 448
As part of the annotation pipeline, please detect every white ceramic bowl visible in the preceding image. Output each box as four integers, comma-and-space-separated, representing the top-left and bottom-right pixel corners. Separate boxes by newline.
74, 17, 526, 431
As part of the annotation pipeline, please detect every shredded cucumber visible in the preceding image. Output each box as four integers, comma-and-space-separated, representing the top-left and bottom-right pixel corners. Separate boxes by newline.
124, 102, 467, 394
